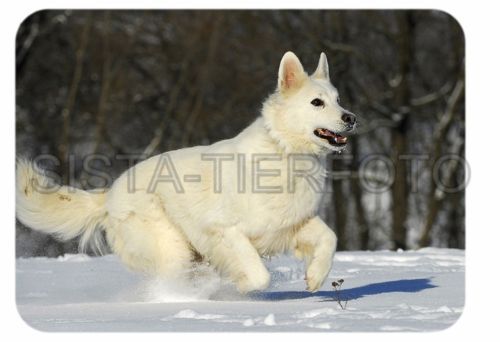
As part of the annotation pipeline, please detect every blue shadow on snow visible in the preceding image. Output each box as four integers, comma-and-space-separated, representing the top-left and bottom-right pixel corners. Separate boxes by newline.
251, 278, 437, 302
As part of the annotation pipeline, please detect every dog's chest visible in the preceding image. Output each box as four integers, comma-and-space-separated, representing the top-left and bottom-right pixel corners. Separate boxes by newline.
280, 172, 324, 223
244, 157, 326, 233
247, 175, 324, 255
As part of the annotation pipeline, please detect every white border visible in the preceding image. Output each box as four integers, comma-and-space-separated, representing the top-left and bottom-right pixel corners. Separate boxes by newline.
3, 0, 498, 341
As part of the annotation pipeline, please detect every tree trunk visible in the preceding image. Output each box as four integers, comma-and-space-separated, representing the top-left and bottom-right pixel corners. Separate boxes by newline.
391, 121, 409, 250
447, 190, 464, 249
419, 136, 464, 247
351, 138, 370, 250
58, 15, 92, 179
94, 11, 112, 154
390, 12, 414, 250
332, 173, 347, 251
418, 79, 464, 247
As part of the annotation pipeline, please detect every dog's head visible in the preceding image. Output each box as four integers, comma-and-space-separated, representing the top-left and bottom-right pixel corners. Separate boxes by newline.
263, 51, 357, 154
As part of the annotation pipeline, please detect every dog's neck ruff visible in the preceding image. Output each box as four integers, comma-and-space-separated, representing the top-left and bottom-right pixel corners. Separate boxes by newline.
261, 116, 294, 154
260, 100, 326, 156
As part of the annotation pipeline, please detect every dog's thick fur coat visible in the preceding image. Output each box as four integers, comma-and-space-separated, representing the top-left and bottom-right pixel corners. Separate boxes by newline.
17, 52, 356, 293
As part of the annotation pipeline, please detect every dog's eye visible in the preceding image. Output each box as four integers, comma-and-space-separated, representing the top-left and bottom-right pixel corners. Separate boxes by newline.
311, 98, 324, 107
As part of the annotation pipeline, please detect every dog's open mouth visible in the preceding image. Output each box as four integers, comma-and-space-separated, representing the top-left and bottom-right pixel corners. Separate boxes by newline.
313, 128, 348, 147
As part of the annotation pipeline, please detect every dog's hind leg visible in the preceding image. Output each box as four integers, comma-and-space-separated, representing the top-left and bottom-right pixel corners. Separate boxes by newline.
106, 213, 194, 278
104, 188, 195, 278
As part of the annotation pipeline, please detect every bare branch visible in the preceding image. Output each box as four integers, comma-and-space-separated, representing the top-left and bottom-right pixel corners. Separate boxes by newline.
410, 81, 454, 107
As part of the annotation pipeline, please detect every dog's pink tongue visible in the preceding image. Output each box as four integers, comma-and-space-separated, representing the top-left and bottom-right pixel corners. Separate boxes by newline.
335, 135, 347, 144
321, 129, 336, 138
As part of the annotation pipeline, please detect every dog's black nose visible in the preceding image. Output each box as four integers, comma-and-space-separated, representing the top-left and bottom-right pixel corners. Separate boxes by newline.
341, 112, 357, 127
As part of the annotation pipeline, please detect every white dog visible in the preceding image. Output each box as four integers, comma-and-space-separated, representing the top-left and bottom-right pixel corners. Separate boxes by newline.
17, 51, 357, 293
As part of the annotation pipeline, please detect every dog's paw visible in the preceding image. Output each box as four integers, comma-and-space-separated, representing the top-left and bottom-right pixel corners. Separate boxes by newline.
305, 258, 331, 292
236, 269, 271, 294
293, 249, 304, 260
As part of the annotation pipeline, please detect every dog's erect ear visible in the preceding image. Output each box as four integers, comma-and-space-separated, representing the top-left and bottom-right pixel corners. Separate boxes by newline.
312, 52, 330, 80
278, 51, 307, 93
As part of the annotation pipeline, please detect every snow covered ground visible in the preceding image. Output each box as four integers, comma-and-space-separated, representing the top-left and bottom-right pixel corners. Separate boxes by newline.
16, 248, 464, 332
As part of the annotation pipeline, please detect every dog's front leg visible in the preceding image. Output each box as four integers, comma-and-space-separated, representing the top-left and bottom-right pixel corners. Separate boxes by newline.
294, 216, 337, 292
206, 227, 270, 293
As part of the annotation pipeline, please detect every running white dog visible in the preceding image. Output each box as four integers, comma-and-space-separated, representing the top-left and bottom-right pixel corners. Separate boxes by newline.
17, 51, 357, 293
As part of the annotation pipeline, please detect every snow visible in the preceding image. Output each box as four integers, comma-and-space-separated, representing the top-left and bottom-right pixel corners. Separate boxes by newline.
16, 248, 464, 332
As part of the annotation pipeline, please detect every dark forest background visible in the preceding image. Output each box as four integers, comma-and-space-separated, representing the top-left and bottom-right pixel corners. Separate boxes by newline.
16, 10, 465, 257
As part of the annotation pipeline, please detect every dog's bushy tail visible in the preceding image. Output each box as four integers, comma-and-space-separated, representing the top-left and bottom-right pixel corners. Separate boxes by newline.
16, 159, 109, 253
